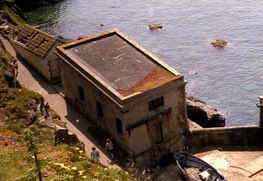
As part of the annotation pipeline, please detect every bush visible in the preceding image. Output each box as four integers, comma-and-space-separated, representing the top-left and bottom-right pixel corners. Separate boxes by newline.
70, 153, 82, 162
6, 123, 22, 134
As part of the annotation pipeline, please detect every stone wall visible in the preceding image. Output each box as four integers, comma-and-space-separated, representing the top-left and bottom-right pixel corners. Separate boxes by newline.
187, 126, 263, 150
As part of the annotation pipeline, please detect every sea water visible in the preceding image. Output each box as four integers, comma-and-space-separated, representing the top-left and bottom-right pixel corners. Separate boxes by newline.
26, 0, 263, 126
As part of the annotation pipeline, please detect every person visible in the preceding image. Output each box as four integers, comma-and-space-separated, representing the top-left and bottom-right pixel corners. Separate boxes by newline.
90, 147, 99, 162
44, 102, 50, 119
40, 99, 45, 115
105, 139, 114, 159
10, 59, 18, 88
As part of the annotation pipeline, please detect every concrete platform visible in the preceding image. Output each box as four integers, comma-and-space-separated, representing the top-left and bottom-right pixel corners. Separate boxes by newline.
195, 148, 263, 180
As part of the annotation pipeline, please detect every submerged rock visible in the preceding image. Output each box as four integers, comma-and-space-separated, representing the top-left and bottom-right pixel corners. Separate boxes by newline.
149, 23, 163, 30
210, 39, 228, 48
186, 95, 226, 127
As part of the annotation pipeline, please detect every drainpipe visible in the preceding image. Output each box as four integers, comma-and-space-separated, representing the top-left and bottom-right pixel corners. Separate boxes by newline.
259, 96, 263, 128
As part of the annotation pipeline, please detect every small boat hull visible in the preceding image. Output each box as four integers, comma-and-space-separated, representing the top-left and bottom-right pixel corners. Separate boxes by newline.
175, 152, 227, 181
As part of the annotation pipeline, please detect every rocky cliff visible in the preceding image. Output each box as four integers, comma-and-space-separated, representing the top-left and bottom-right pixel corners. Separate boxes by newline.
187, 95, 226, 128
2, 0, 60, 12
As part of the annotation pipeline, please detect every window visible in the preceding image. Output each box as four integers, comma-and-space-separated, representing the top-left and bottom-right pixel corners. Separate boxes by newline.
154, 122, 163, 144
78, 85, 85, 101
96, 101, 103, 117
148, 96, 164, 111
116, 118, 123, 134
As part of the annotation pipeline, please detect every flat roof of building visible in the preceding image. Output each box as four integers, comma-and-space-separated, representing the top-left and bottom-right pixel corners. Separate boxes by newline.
57, 29, 183, 98
15, 25, 56, 58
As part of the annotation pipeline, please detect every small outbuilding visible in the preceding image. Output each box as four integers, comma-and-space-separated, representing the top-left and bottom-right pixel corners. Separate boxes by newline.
56, 29, 189, 164
11, 25, 62, 83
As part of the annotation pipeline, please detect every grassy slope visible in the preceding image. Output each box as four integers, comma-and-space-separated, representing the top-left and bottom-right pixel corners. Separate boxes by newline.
0, 52, 136, 180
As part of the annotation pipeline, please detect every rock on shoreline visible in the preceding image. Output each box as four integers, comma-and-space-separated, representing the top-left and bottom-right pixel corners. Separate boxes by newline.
187, 95, 226, 128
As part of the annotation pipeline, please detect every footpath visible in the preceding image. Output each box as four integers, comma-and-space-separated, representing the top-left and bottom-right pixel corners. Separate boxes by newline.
0, 35, 115, 167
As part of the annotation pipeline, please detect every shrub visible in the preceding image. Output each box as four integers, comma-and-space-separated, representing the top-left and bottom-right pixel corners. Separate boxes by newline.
6, 123, 22, 134
70, 153, 81, 162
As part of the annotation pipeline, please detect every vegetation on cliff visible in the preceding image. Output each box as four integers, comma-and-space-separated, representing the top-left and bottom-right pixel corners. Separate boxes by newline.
4, 0, 61, 12
0, 4, 25, 26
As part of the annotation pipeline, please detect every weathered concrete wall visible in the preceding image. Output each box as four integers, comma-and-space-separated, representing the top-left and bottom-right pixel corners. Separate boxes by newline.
187, 126, 263, 150
124, 82, 189, 155
129, 124, 151, 154
58, 54, 189, 160
12, 40, 52, 80
58, 60, 126, 144
11, 39, 61, 81
46, 41, 61, 80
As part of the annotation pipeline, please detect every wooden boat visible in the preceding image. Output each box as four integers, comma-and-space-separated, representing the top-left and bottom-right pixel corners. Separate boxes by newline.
175, 152, 227, 181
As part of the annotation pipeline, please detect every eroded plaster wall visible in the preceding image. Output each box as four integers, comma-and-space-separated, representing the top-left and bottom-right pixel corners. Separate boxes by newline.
58, 61, 126, 145
58, 52, 190, 164
12, 41, 52, 80
45, 41, 61, 79
124, 81, 189, 155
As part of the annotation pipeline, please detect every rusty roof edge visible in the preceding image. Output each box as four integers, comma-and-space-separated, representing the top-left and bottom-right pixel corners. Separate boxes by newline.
121, 77, 184, 102
123, 77, 186, 105
55, 51, 127, 108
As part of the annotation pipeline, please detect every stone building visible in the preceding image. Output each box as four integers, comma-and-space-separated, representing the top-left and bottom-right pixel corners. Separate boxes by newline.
56, 29, 188, 164
11, 25, 62, 83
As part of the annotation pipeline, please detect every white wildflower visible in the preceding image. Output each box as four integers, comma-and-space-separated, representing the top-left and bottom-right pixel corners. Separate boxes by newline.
71, 167, 77, 170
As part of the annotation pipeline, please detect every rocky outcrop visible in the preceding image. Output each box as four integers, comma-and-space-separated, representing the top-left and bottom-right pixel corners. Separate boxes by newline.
187, 96, 226, 127
210, 39, 228, 48
55, 127, 79, 145
188, 119, 202, 129
149, 23, 163, 30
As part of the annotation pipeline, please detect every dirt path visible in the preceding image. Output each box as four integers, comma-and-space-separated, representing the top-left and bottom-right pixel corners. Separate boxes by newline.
0, 35, 115, 168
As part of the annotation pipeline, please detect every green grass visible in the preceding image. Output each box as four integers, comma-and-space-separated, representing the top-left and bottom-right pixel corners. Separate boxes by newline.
0, 53, 43, 124
0, 125, 137, 181
0, 144, 32, 180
